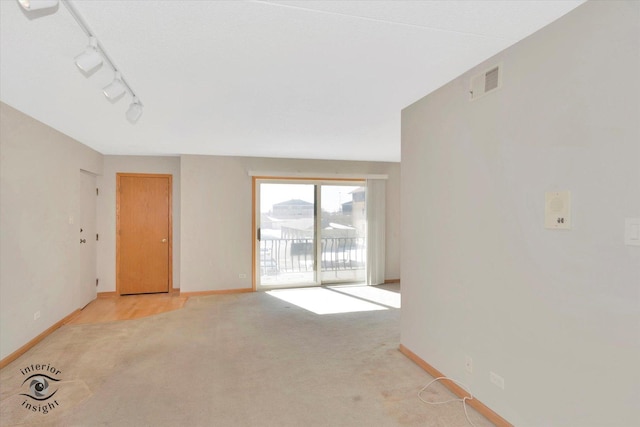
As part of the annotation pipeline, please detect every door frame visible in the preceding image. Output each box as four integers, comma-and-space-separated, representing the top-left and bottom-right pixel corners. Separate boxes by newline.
252, 176, 365, 291
79, 169, 98, 308
116, 173, 173, 295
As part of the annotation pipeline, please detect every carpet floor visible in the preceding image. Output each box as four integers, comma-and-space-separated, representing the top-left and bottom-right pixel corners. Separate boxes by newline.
0, 285, 493, 426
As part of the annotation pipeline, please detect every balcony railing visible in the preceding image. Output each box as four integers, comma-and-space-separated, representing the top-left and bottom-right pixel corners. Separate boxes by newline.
260, 237, 365, 276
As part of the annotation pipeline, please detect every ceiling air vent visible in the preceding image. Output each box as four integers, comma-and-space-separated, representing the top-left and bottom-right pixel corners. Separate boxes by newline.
470, 64, 502, 101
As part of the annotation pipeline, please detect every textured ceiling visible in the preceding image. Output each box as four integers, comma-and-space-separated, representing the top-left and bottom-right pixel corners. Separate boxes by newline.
0, 0, 585, 161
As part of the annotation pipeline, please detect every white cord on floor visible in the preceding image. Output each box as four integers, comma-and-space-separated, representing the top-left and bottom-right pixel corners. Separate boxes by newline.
418, 376, 477, 427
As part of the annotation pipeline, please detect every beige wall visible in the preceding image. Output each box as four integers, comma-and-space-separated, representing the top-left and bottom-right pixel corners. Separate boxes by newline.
0, 102, 103, 360
97, 156, 181, 292
94, 154, 399, 293
401, 1, 639, 425
180, 155, 400, 292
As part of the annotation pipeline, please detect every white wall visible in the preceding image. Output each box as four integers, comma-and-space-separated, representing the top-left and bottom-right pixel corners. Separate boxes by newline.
96, 156, 181, 292
180, 155, 400, 292
401, 1, 639, 426
0, 102, 103, 360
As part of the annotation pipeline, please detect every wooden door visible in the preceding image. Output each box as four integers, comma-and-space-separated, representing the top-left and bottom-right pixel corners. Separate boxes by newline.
117, 174, 172, 295
79, 170, 97, 307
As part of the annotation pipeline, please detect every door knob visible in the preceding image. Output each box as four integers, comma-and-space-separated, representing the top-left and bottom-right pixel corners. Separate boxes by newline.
161, 238, 167, 243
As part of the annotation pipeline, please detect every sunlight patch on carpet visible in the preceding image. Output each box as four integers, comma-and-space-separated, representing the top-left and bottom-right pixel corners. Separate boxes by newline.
328, 285, 401, 309
266, 287, 388, 315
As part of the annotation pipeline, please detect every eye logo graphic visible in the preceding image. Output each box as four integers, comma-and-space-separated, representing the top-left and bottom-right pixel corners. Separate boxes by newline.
18, 364, 62, 414
21, 375, 59, 401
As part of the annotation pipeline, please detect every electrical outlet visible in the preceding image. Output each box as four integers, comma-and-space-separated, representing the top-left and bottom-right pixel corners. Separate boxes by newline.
490, 371, 505, 389
34, 311, 41, 321
239, 273, 247, 279
465, 356, 473, 373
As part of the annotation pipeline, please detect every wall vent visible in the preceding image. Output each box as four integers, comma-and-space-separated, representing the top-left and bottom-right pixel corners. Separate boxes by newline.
470, 64, 502, 100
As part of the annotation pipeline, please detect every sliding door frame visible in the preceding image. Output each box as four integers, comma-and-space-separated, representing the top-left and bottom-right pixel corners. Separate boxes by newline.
252, 176, 365, 291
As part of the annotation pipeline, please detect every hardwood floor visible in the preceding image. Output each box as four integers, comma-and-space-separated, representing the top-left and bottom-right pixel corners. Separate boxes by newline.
68, 291, 188, 325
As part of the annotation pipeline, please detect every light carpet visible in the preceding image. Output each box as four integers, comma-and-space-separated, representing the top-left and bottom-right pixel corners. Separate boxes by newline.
0, 285, 493, 426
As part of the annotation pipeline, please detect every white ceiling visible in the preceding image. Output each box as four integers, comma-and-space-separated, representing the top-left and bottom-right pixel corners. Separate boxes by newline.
0, 0, 585, 161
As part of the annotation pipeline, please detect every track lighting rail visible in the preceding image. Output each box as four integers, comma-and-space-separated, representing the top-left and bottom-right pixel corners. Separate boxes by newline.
18, 0, 143, 122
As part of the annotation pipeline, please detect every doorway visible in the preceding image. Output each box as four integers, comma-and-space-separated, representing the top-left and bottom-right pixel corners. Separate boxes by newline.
79, 170, 97, 308
254, 178, 366, 290
117, 173, 172, 295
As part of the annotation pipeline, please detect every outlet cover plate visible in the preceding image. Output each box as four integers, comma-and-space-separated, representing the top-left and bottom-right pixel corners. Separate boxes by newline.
465, 356, 473, 373
490, 371, 505, 389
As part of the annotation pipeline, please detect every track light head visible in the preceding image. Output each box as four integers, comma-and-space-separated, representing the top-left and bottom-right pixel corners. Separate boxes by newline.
18, 0, 58, 10
103, 72, 126, 101
126, 98, 143, 123
75, 37, 102, 73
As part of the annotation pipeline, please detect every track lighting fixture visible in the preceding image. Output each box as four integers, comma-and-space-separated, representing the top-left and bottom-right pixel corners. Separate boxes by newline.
18, 0, 58, 10
75, 36, 102, 73
103, 72, 126, 100
126, 98, 143, 123
18, 0, 144, 123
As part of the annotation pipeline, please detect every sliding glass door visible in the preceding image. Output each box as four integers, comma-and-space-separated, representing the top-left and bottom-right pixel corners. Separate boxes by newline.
255, 179, 366, 290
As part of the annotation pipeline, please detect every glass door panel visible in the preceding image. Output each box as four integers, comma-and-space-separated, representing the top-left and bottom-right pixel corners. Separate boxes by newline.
320, 185, 366, 283
257, 182, 317, 289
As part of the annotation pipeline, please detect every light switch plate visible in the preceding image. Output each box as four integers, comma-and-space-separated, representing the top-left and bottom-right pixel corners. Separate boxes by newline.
625, 218, 640, 246
545, 191, 571, 229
